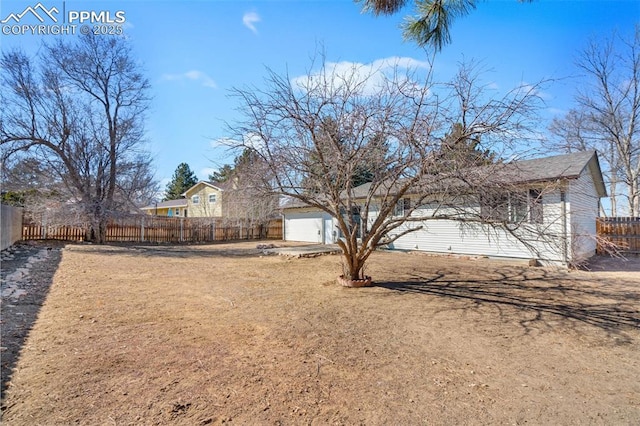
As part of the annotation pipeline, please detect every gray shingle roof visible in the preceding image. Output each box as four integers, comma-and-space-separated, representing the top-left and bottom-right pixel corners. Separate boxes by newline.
346, 151, 606, 199
504, 150, 598, 182
494, 150, 606, 196
281, 150, 606, 210
141, 198, 187, 210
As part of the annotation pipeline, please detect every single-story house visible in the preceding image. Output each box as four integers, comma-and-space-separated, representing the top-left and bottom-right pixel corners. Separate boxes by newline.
141, 181, 229, 218
282, 151, 607, 265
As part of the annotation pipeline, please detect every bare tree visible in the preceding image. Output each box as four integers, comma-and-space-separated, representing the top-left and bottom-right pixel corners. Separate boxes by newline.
1, 34, 155, 242
220, 150, 279, 227
229, 57, 545, 281
549, 28, 640, 216
0, 156, 70, 225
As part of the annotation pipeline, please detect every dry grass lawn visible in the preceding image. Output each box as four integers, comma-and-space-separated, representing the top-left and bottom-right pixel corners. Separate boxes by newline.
2, 241, 639, 425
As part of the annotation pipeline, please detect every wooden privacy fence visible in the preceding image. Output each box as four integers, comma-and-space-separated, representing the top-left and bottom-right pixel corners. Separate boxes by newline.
22, 216, 283, 243
596, 217, 640, 255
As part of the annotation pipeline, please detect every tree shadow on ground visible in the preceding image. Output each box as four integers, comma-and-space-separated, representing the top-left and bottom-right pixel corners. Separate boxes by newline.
377, 267, 640, 341
584, 254, 640, 272
1, 242, 64, 401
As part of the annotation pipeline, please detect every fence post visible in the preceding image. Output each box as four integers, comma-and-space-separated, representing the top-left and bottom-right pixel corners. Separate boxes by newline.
141, 216, 145, 242
180, 218, 184, 242
42, 213, 47, 239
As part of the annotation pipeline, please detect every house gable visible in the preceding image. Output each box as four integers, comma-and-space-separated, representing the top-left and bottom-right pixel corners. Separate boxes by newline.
183, 181, 225, 218
584, 153, 607, 198
183, 181, 226, 198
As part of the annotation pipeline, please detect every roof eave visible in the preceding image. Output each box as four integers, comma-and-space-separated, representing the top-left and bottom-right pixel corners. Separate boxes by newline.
183, 181, 225, 197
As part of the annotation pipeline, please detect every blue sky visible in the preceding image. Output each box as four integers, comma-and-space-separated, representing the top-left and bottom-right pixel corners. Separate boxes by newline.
1, 0, 638, 193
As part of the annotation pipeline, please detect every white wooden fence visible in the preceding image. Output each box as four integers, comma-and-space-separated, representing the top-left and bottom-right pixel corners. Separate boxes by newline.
1, 204, 23, 250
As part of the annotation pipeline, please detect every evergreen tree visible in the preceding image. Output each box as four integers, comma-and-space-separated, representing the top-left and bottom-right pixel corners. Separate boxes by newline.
209, 149, 261, 183
437, 123, 496, 169
208, 164, 234, 183
359, 0, 530, 51
302, 117, 389, 193
164, 163, 198, 200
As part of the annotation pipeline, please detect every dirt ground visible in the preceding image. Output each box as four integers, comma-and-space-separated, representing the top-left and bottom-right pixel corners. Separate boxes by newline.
1, 241, 639, 425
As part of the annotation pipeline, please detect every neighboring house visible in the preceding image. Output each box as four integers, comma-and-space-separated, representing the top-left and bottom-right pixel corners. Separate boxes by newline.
141, 181, 228, 218
141, 198, 188, 217
183, 181, 226, 217
282, 151, 606, 265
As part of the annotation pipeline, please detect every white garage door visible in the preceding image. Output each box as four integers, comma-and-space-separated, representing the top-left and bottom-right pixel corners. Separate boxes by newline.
284, 211, 324, 243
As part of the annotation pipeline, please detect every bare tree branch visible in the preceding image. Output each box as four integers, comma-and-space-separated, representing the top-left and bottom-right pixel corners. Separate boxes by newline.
227, 54, 547, 280
1, 34, 155, 241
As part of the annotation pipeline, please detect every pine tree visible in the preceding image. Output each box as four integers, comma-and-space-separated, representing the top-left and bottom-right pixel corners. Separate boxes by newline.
164, 163, 198, 201
438, 123, 496, 169
208, 164, 234, 183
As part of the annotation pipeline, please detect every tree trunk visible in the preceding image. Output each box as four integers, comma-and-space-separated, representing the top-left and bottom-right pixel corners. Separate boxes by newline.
631, 178, 639, 217
610, 179, 618, 216
87, 204, 108, 243
344, 253, 365, 281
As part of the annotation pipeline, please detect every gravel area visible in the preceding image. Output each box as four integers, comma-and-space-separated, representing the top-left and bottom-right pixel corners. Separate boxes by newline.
1, 241, 64, 400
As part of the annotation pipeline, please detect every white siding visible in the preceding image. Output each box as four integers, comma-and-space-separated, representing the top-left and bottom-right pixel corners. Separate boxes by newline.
567, 167, 600, 262
282, 164, 601, 264
284, 209, 327, 243
376, 190, 568, 264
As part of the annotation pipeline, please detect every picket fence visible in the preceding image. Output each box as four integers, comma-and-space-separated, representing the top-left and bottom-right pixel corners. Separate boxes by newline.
22, 216, 283, 243
596, 217, 640, 255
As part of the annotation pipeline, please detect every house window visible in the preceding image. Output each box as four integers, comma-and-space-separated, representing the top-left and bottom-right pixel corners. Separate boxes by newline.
209, 194, 217, 203
481, 193, 509, 222
529, 189, 543, 224
510, 194, 528, 223
482, 190, 543, 224
351, 206, 362, 239
394, 198, 411, 216
339, 206, 362, 239
192, 195, 200, 204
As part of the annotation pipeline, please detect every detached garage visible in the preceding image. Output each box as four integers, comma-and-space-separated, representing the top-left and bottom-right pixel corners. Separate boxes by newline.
283, 207, 336, 244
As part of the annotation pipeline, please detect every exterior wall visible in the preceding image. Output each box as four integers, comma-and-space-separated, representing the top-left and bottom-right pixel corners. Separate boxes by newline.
372, 190, 568, 264
142, 205, 187, 217
186, 184, 224, 218
283, 208, 335, 244
567, 168, 601, 263
281, 169, 601, 265
166, 207, 187, 217
1, 204, 23, 251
